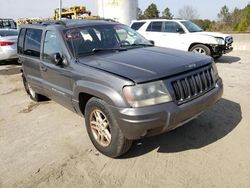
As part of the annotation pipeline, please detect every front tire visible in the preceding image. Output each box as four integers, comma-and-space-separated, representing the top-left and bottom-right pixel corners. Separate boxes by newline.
85, 97, 132, 158
190, 44, 211, 56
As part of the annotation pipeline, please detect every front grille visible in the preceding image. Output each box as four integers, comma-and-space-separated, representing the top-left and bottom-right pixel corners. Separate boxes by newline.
172, 67, 215, 104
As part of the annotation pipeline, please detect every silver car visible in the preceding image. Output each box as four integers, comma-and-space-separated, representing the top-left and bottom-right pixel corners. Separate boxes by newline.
0, 29, 18, 61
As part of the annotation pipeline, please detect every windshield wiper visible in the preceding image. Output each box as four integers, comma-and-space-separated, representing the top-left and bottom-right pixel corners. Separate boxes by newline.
120, 43, 154, 48
122, 43, 154, 49
92, 47, 127, 52
76, 48, 127, 58
131, 43, 154, 47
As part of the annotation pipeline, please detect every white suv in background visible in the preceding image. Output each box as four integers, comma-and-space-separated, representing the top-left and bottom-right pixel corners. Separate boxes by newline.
130, 19, 233, 59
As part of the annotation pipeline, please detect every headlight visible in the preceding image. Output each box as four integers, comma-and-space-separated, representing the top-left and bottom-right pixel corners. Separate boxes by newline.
215, 37, 225, 45
123, 80, 172, 108
211, 61, 219, 80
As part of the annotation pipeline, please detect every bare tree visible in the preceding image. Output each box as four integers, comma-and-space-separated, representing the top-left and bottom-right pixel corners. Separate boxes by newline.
178, 5, 199, 20
218, 5, 231, 23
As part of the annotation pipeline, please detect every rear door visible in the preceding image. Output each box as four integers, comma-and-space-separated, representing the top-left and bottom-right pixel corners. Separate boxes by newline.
18, 28, 45, 95
40, 30, 74, 111
140, 21, 164, 46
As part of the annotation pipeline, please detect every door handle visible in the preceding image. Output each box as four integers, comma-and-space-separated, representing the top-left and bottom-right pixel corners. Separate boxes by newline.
40, 66, 47, 72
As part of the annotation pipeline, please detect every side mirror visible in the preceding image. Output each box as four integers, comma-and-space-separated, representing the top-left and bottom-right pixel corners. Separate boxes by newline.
177, 28, 185, 34
53, 53, 63, 66
149, 40, 155, 46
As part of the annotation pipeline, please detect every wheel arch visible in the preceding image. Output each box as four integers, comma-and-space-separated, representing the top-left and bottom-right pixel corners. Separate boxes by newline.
74, 81, 127, 116
188, 43, 212, 52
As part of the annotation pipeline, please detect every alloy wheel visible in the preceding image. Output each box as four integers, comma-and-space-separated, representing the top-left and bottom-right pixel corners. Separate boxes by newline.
192, 47, 206, 54
89, 109, 111, 147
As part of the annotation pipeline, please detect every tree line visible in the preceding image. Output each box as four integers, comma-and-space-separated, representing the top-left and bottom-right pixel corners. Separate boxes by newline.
138, 3, 250, 32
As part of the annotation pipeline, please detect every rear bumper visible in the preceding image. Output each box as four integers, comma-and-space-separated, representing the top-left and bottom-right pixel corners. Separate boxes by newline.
0, 48, 18, 61
110, 79, 223, 140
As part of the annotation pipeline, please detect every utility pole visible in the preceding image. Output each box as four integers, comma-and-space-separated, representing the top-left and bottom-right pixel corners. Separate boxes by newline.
59, 0, 62, 20
102, 0, 104, 18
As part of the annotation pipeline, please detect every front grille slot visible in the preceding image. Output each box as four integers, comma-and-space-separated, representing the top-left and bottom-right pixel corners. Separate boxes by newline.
172, 67, 215, 104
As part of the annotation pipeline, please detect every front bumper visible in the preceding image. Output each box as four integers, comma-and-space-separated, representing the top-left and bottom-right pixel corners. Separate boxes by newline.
110, 79, 223, 140
211, 44, 233, 55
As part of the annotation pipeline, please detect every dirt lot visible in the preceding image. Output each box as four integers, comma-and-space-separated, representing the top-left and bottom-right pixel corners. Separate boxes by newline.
0, 51, 250, 188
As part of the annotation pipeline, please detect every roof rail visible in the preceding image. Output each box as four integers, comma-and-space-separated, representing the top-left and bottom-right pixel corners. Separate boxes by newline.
172, 18, 183, 20
41, 20, 66, 26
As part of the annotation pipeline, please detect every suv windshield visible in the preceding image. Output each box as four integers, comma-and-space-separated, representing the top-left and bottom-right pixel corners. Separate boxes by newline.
64, 24, 152, 57
181, 21, 203, 32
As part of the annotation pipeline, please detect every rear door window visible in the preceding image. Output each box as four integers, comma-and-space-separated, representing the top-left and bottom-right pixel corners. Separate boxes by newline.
24, 28, 42, 58
146, 22, 163, 32
17, 29, 26, 54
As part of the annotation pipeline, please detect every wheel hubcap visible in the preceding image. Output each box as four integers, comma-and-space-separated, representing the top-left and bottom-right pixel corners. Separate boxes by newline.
90, 109, 111, 147
192, 47, 206, 55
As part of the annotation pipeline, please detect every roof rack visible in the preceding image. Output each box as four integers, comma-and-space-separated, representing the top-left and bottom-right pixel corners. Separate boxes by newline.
41, 20, 66, 26
172, 18, 183, 20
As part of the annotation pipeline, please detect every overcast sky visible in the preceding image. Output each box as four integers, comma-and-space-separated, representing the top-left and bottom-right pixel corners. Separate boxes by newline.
0, 0, 249, 20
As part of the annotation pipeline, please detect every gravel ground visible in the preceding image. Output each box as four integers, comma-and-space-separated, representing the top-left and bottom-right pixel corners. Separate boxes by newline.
0, 51, 250, 188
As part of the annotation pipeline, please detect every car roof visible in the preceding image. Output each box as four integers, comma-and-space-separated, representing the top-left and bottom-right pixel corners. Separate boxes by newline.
20, 19, 119, 30
0, 28, 18, 31
0, 18, 15, 20
132, 19, 188, 22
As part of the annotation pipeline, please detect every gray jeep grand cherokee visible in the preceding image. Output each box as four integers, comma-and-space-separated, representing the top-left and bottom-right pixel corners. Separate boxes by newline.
17, 20, 223, 157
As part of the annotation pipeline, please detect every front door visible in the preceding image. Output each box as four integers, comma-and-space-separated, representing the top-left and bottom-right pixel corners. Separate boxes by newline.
40, 30, 74, 111
161, 21, 187, 51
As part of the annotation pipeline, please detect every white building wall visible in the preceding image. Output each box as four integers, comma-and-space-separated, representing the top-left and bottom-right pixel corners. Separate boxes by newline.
97, 0, 138, 25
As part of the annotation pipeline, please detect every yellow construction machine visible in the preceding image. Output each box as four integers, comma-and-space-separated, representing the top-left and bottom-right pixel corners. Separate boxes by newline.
17, 6, 99, 26
53, 6, 99, 20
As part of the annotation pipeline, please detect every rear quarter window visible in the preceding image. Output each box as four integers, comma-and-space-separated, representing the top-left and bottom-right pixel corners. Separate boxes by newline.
131, 22, 146, 30
23, 28, 42, 58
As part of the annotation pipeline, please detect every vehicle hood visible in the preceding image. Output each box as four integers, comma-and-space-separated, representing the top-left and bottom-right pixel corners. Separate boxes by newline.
79, 47, 212, 83
194, 31, 231, 39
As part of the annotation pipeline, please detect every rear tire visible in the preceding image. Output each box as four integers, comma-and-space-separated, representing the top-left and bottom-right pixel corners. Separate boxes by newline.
85, 97, 132, 158
22, 74, 47, 102
190, 44, 211, 56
